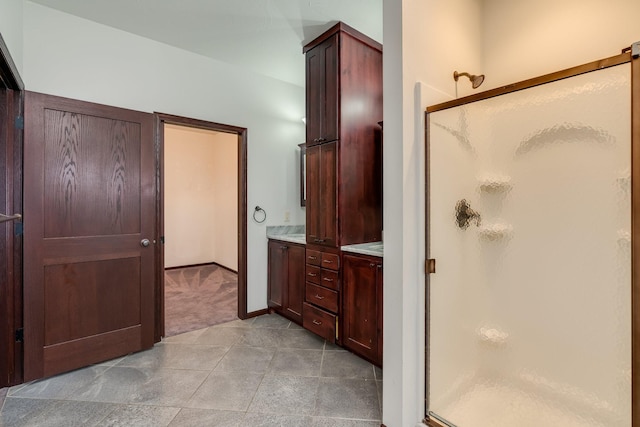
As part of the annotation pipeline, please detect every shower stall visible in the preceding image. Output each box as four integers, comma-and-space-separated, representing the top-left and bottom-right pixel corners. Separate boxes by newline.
425, 45, 639, 427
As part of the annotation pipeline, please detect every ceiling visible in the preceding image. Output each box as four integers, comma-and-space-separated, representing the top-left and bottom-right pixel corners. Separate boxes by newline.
28, 0, 383, 87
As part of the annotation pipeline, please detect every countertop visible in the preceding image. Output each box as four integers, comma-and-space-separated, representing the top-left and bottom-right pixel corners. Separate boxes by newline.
266, 225, 306, 245
341, 241, 383, 258
266, 233, 307, 245
266, 225, 383, 257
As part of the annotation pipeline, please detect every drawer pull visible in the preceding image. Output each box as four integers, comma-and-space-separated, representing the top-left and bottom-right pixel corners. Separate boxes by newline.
314, 294, 325, 300
308, 256, 317, 260
308, 272, 317, 277
323, 260, 333, 264
323, 278, 333, 282
312, 319, 322, 325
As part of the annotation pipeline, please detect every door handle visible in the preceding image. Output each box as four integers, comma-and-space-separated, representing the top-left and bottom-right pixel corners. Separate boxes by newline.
0, 213, 21, 224
140, 239, 151, 247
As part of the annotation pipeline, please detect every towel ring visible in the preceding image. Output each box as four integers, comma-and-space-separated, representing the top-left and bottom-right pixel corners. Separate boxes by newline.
253, 206, 266, 223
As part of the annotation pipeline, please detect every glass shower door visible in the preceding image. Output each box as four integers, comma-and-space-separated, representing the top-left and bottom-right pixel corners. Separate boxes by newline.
427, 64, 631, 427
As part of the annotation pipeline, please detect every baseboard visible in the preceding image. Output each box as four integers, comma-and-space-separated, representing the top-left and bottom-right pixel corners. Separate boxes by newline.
165, 261, 238, 274
245, 308, 269, 318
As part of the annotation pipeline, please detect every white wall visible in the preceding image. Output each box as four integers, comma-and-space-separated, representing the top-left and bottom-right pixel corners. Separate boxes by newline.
22, 2, 305, 312
0, 0, 23, 75
483, 0, 640, 89
164, 125, 238, 271
383, 2, 483, 425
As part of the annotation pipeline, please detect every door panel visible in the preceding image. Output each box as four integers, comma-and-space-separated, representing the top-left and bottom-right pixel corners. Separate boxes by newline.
24, 92, 155, 381
319, 141, 337, 246
267, 240, 285, 309
306, 145, 320, 243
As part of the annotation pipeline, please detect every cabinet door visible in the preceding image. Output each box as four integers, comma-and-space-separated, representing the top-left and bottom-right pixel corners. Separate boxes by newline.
306, 145, 320, 244
305, 34, 338, 144
342, 253, 382, 365
285, 244, 305, 323
319, 142, 338, 246
306, 142, 338, 247
267, 240, 286, 309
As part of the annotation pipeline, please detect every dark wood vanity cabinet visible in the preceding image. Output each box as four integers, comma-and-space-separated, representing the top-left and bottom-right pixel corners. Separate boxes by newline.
342, 253, 383, 366
267, 240, 305, 324
304, 22, 383, 248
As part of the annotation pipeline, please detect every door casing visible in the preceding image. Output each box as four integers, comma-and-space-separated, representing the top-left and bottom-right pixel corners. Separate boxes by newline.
0, 32, 23, 388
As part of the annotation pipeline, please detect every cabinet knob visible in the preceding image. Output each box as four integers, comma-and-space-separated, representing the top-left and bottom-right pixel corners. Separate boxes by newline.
369, 263, 376, 268
281, 246, 288, 250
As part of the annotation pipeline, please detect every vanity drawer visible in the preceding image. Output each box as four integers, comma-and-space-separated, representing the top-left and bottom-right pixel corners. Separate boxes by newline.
306, 250, 322, 266
321, 253, 340, 271
320, 269, 339, 291
306, 283, 338, 313
303, 303, 336, 343
306, 265, 321, 285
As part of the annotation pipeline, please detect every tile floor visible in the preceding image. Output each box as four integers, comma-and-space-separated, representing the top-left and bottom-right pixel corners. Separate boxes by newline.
0, 314, 382, 426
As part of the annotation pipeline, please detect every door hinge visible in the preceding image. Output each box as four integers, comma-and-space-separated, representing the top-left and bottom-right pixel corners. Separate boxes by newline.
15, 116, 24, 130
426, 259, 436, 274
15, 328, 23, 342
14, 222, 23, 236
633, 41, 640, 58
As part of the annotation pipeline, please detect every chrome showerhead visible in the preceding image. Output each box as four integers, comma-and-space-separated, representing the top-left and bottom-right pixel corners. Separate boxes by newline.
454, 71, 485, 89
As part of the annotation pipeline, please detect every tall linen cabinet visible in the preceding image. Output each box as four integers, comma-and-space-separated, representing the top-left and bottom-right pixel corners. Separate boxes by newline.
302, 22, 383, 348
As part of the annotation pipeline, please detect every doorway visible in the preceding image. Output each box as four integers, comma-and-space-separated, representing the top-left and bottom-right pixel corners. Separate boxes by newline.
155, 113, 248, 341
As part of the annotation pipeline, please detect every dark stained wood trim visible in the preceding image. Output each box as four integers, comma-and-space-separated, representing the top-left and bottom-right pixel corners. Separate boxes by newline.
425, 48, 637, 425
631, 45, 640, 427
427, 52, 630, 113
154, 112, 249, 332
153, 115, 165, 342
0, 31, 23, 387
303, 21, 382, 53
245, 308, 269, 319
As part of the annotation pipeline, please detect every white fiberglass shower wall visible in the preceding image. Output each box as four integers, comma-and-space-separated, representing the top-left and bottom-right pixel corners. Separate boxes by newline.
427, 61, 632, 426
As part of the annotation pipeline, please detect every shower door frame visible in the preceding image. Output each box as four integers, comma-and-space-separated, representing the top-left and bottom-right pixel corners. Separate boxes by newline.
424, 44, 640, 427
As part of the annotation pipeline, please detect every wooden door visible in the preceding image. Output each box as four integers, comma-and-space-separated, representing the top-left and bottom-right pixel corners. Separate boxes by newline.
267, 240, 285, 310
23, 92, 155, 381
342, 253, 382, 365
305, 34, 338, 145
285, 244, 305, 323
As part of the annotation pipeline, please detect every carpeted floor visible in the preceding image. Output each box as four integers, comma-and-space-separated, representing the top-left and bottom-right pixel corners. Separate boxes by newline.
164, 264, 239, 337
